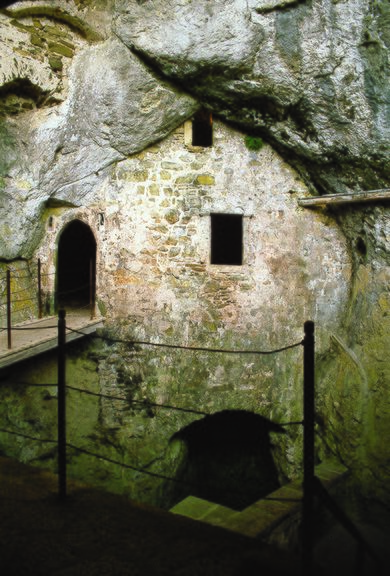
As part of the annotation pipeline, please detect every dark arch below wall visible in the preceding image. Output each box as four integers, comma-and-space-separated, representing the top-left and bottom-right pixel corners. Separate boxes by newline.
56, 220, 96, 312
166, 410, 285, 511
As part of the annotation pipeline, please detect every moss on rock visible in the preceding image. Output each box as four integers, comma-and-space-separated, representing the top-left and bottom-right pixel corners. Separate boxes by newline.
4, 6, 102, 42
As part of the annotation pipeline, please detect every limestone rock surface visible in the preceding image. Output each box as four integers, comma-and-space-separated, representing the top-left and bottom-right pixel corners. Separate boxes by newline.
0, 20, 197, 258
115, 0, 390, 195
1, 0, 389, 257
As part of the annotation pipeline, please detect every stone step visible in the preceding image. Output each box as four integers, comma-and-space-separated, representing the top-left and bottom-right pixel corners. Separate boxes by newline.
170, 496, 239, 528
170, 459, 348, 539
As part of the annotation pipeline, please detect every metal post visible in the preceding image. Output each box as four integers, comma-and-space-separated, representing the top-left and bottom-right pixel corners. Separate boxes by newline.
38, 258, 43, 319
6, 269, 11, 350
89, 258, 95, 320
302, 320, 315, 575
57, 309, 67, 500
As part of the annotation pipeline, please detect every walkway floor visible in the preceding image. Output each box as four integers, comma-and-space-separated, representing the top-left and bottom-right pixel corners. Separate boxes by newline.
0, 456, 301, 576
0, 312, 103, 369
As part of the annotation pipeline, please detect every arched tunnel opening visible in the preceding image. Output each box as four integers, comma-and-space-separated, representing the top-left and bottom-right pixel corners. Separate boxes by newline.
56, 220, 96, 311
167, 410, 285, 511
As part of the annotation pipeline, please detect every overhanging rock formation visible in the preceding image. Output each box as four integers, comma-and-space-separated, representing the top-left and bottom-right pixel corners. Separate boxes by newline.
1, 0, 389, 257
116, 0, 390, 196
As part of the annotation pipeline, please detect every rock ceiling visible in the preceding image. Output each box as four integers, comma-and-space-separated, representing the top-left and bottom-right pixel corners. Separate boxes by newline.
0, 0, 389, 258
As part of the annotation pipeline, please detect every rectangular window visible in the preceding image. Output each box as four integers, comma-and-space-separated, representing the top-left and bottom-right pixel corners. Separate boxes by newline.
192, 109, 213, 147
211, 213, 243, 265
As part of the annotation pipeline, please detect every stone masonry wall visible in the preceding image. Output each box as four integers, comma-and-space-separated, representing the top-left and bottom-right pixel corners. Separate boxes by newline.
0, 0, 388, 511
37, 119, 351, 349
13, 119, 352, 503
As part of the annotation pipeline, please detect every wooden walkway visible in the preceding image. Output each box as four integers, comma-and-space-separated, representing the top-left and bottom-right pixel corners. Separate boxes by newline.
0, 312, 104, 369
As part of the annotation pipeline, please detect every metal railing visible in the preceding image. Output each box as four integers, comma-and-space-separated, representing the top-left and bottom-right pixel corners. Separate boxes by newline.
0, 259, 96, 349
0, 313, 382, 574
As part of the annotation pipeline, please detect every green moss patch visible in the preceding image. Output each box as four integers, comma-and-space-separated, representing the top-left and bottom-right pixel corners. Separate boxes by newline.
244, 135, 264, 152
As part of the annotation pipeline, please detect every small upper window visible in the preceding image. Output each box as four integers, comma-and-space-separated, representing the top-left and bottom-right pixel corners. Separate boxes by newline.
192, 109, 213, 147
211, 213, 243, 265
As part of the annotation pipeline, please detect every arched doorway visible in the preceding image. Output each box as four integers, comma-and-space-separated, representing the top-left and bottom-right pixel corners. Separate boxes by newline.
167, 410, 284, 510
56, 220, 96, 312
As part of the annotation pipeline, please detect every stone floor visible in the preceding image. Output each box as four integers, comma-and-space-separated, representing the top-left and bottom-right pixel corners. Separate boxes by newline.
0, 456, 301, 576
1, 455, 387, 576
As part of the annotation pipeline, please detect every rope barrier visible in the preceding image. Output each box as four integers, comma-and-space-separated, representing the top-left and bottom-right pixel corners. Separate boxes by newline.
0, 305, 34, 318
0, 324, 58, 331
2, 273, 34, 281
8, 296, 35, 305
131, 338, 304, 355
67, 443, 276, 498
65, 326, 304, 356
6, 283, 36, 296
66, 385, 209, 416
1, 265, 84, 281
0, 426, 266, 497
0, 427, 57, 445
67, 386, 306, 423
0, 377, 304, 423
1, 258, 93, 334
64, 303, 92, 311
66, 443, 184, 484
0, 375, 303, 424
5, 381, 57, 388
56, 282, 90, 297
0, 315, 378, 573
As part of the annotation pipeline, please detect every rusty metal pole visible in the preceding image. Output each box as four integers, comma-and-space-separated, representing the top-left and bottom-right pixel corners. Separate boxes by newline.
57, 309, 67, 500
6, 269, 11, 350
302, 320, 315, 576
38, 258, 43, 319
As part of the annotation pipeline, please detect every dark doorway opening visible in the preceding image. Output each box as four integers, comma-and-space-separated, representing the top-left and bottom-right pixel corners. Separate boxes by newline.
169, 410, 284, 510
211, 213, 243, 265
192, 109, 213, 147
56, 220, 96, 311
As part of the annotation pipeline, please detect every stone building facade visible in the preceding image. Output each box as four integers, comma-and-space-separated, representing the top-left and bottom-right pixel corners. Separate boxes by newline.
11, 117, 350, 505
37, 117, 350, 351
0, 0, 388, 515
3, 115, 389, 511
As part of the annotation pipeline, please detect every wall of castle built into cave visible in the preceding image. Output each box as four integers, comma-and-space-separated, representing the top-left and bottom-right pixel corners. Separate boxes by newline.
1, 119, 390, 507
0, 120, 346, 498
0, 1, 389, 510
36, 120, 351, 348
